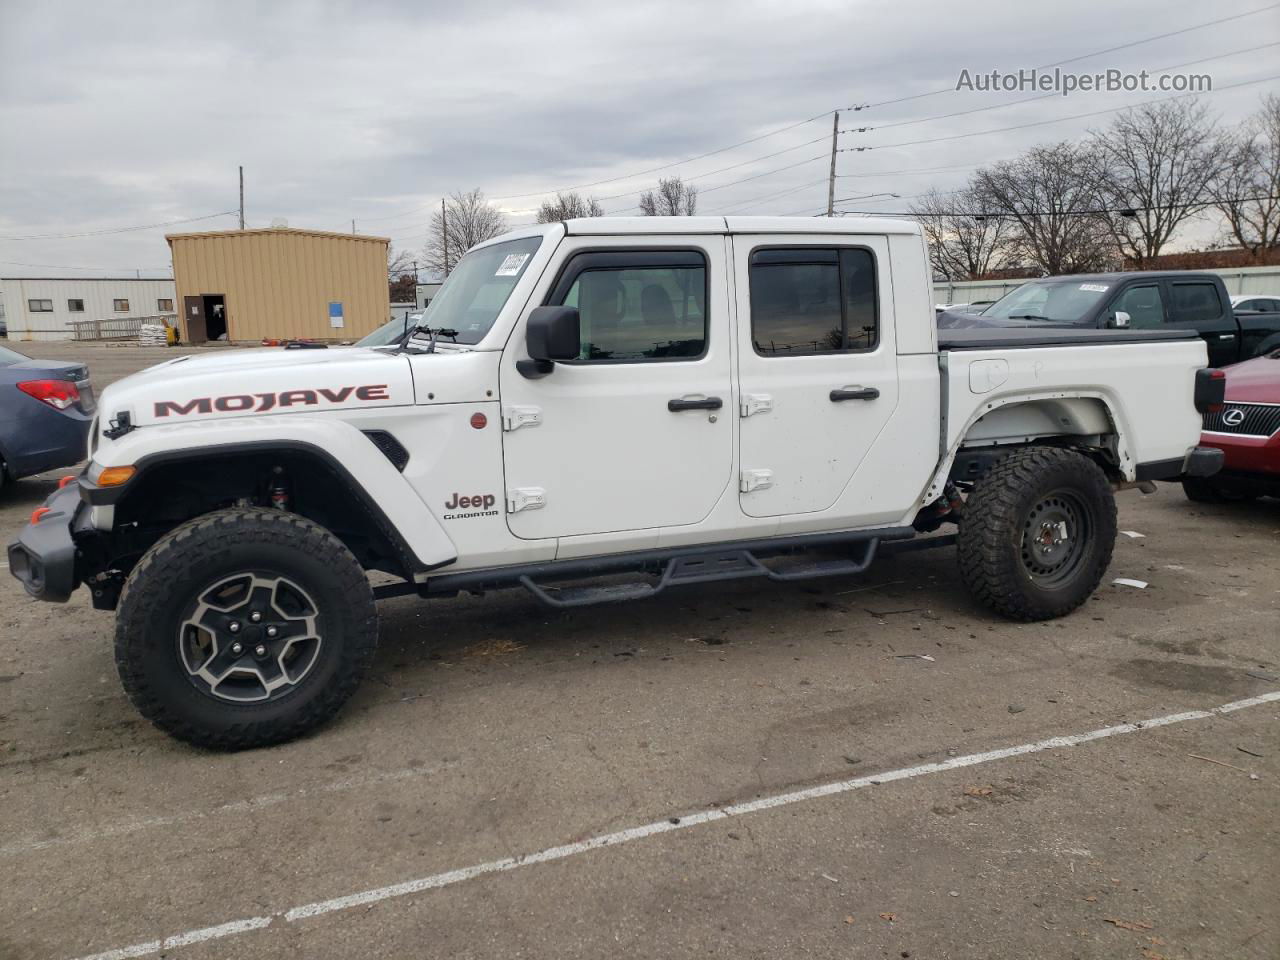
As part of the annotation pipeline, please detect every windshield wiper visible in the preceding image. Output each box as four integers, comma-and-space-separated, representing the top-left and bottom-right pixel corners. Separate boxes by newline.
1004, 313, 1050, 321
399, 325, 458, 354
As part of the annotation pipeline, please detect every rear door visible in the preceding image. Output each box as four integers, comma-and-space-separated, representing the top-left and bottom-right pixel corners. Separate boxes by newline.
1163, 278, 1237, 365
499, 237, 734, 542
732, 235, 898, 518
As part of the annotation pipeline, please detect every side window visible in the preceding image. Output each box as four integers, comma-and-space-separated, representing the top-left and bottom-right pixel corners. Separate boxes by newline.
1168, 283, 1222, 323
749, 247, 878, 356
1111, 285, 1165, 329
551, 250, 707, 362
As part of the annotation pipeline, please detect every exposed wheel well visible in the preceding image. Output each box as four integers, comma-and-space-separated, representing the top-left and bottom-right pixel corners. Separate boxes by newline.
949, 397, 1125, 484
105, 449, 410, 580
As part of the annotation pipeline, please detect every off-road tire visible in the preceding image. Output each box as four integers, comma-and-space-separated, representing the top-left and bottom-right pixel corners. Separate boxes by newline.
958, 447, 1116, 621
115, 508, 378, 750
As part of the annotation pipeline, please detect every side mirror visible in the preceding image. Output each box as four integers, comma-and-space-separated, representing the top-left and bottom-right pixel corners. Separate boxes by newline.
1108, 310, 1131, 329
518, 306, 580, 378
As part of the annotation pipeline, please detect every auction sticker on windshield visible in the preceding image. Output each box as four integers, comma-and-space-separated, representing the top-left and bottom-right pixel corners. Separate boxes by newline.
1079, 283, 1108, 292
495, 253, 530, 276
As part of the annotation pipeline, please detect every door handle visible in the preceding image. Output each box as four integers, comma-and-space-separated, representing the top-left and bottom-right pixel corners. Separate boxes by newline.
830, 387, 880, 402
668, 396, 723, 412
1217, 334, 1236, 340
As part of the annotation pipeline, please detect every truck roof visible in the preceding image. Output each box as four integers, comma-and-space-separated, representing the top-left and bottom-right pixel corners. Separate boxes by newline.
1023, 271, 1225, 284
561, 215, 922, 236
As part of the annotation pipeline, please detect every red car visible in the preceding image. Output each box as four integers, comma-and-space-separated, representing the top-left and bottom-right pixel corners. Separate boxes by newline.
1184, 349, 1280, 502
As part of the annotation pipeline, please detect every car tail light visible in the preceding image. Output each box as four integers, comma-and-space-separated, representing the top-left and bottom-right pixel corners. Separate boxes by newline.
17, 379, 81, 411
1193, 368, 1226, 414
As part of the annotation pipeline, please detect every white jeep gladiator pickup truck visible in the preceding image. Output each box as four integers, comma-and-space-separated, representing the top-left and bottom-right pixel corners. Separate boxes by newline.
9, 217, 1225, 749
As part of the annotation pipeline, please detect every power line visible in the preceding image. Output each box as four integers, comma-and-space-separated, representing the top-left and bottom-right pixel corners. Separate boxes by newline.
829, 192, 1280, 218
703, 178, 829, 214
840, 73, 1280, 153
601, 154, 830, 215
0, 211, 238, 242
351, 7, 1280, 237
840, 41, 1280, 136
848, 2, 1280, 111
0, 258, 173, 272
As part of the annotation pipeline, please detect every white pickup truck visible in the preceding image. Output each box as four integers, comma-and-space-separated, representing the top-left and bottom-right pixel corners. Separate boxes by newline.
9, 217, 1225, 749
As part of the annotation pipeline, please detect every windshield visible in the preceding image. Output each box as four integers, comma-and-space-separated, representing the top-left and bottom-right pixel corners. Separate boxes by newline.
419, 236, 542, 344
0, 344, 28, 365
983, 280, 1112, 323
356, 315, 420, 347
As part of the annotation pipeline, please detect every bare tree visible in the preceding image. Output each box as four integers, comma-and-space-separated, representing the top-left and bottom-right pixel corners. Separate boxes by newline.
536, 191, 605, 223
425, 189, 507, 275
388, 246, 416, 277
910, 186, 1012, 280
1211, 93, 1280, 259
387, 247, 417, 302
1088, 99, 1225, 267
973, 142, 1113, 275
639, 176, 698, 216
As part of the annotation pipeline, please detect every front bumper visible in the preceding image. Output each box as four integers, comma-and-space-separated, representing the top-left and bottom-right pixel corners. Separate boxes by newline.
6, 482, 83, 602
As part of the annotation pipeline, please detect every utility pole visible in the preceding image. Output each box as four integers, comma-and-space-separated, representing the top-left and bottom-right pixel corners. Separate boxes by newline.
441, 198, 449, 277
238, 166, 245, 229
826, 111, 840, 217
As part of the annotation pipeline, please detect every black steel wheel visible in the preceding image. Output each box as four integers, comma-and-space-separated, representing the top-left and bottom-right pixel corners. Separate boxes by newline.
958, 447, 1117, 621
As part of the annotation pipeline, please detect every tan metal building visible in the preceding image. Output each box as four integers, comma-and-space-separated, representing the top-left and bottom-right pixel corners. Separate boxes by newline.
166, 227, 390, 343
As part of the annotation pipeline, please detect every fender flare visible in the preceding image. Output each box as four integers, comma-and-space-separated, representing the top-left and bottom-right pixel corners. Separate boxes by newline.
919, 390, 1131, 505
82, 416, 457, 573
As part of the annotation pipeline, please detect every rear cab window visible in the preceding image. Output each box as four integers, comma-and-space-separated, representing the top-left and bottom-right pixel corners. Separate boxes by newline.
1168, 282, 1224, 323
749, 247, 878, 355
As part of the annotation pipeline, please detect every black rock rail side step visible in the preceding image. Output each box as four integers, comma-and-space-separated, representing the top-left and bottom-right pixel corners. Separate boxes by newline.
514, 537, 882, 609
372, 524, 933, 606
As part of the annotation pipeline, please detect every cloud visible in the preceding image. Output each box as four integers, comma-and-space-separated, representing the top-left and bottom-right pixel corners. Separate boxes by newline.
0, 0, 1274, 274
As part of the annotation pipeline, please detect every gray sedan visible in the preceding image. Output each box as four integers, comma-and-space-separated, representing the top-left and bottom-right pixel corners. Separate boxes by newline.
0, 343, 95, 490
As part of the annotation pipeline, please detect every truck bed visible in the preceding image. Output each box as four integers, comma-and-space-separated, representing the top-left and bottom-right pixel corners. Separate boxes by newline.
938, 326, 1199, 350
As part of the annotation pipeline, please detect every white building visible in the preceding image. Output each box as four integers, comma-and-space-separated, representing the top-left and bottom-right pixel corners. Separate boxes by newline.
0, 277, 177, 341
415, 282, 442, 311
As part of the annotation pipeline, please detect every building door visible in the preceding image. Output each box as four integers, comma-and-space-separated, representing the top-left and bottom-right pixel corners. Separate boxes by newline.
184, 296, 207, 343
499, 240, 734, 543
733, 235, 899, 518
203, 295, 227, 341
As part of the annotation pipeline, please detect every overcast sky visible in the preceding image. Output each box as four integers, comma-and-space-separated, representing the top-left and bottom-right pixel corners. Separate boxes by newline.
1, 0, 1277, 278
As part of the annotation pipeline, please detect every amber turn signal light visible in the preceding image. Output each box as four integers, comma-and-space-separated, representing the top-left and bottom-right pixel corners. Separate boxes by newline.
96, 465, 136, 487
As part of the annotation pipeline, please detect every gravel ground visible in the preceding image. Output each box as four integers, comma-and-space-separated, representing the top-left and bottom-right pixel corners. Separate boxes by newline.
1, 344, 1276, 960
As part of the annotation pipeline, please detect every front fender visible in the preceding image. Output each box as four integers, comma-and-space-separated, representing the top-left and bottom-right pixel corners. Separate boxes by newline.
83, 416, 458, 571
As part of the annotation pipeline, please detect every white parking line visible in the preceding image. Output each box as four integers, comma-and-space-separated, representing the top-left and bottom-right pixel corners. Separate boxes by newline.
1, 763, 446, 857
68, 690, 1280, 960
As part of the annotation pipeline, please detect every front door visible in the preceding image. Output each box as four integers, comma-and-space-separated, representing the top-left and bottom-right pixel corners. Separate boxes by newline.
733, 235, 899, 518
184, 296, 206, 343
500, 238, 734, 542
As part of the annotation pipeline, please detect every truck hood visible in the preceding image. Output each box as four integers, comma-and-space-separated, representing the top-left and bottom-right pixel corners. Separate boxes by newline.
97, 347, 417, 428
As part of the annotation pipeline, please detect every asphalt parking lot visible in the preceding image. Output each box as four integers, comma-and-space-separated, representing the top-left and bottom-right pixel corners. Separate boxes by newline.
1, 345, 1277, 960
